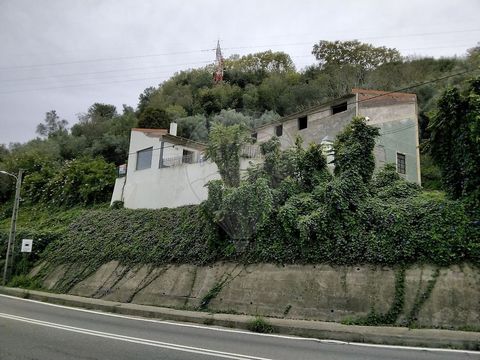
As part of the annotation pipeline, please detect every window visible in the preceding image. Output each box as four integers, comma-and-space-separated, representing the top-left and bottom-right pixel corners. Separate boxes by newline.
331, 102, 348, 114
397, 153, 406, 174
275, 124, 283, 137
298, 116, 307, 130
182, 149, 194, 164
136, 147, 153, 170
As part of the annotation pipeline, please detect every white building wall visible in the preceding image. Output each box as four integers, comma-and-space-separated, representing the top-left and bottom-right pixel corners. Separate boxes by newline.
122, 161, 220, 209
111, 158, 255, 209
127, 130, 163, 174
111, 177, 126, 205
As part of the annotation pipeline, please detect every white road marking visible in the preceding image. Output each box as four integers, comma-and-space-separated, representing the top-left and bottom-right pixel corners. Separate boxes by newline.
0, 312, 274, 360
0, 293, 478, 355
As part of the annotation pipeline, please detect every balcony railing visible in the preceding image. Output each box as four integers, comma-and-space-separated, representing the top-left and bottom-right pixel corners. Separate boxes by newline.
161, 154, 200, 168
241, 144, 262, 159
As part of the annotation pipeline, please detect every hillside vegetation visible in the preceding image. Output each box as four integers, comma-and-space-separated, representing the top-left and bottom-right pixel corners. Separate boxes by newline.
0, 41, 479, 288
1, 41, 479, 205
2, 116, 478, 291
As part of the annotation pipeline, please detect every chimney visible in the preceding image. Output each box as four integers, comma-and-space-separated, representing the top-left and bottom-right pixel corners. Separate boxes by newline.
169, 122, 177, 136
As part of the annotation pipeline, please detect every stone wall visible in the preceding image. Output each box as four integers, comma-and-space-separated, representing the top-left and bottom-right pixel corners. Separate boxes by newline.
33, 262, 480, 329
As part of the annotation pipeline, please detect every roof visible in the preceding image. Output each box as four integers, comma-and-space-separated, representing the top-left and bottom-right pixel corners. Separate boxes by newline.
352, 88, 416, 99
254, 88, 416, 131
131, 128, 168, 137
162, 134, 207, 151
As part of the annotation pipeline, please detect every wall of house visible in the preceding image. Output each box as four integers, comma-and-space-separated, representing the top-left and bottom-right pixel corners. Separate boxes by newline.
111, 177, 126, 205
358, 93, 421, 184
127, 130, 162, 172
256, 98, 356, 150
255, 94, 421, 184
374, 119, 420, 183
111, 130, 212, 208
111, 158, 256, 209
121, 160, 219, 209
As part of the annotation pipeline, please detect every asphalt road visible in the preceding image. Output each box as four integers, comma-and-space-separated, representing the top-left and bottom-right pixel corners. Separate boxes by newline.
0, 294, 477, 360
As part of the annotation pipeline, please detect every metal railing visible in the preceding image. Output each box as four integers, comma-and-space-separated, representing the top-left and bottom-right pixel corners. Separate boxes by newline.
241, 144, 262, 159
161, 154, 199, 168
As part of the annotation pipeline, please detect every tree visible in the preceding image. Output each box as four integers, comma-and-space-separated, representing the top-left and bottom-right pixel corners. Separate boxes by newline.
80, 103, 117, 124
176, 115, 208, 141
0, 144, 12, 202
206, 123, 251, 187
428, 77, 480, 206
36, 110, 68, 138
312, 40, 401, 70
224, 51, 296, 87
137, 107, 172, 129
212, 109, 253, 127
225, 51, 295, 74
137, 86, 157, 113
39, 157, 116, 207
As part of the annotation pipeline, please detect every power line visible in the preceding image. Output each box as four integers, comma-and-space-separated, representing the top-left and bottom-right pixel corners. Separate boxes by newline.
291, 43, 476, 59
0, 75, 172, 95
0, 49, 214, 71
221, 30, 480, 51
0, 60, 213, 83
1, 28, 478, 72
262, 67, 480, 139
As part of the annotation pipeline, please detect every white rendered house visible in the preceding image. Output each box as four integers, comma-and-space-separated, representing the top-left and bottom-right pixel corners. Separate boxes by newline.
111, 124, 257, 209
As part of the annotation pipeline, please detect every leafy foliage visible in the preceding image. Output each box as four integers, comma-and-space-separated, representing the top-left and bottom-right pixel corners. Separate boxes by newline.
35, 206, 219, 291
202, 119, 479, 267
427, 77, 480, 209
23, 157, 116, 207
312, 40, 401, 70
205, 123, 251, 187
333, 117, 380, 183
137, 107, 172, 129
247, 316, 275, 333
36, 110, 69, 138
1, 46, 479, 288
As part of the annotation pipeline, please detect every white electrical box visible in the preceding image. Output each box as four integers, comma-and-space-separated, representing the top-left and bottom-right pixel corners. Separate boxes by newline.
21, 239, 33, 253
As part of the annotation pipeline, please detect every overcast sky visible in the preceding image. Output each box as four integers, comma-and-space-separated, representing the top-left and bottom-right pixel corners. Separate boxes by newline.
0, 0, 479, 146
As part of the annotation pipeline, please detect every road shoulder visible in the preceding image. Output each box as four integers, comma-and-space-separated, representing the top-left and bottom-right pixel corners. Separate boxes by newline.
0, 286, 478, 351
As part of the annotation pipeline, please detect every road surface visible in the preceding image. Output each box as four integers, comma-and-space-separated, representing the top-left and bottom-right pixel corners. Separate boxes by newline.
0, 294, 477, 360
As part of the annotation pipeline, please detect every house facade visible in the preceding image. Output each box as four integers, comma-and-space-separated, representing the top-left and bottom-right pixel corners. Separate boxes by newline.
111, 125, 257, 209
111, 126, 214, 209
111, 88, 421, 209
253, 88, 421, 184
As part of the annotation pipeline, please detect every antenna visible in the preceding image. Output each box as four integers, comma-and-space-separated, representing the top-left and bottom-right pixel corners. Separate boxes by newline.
213, 40, 224, 84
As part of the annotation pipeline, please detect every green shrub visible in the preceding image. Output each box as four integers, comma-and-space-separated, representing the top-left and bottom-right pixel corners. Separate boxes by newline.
8, 274, 43, 290
247, 316, 274, 333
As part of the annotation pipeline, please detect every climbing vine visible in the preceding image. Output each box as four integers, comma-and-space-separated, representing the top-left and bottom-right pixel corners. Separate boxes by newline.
405, 268, 440, 327
343, 267, 406, 326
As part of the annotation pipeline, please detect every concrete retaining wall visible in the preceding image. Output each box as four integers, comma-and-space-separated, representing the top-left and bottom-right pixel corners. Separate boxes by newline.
33, 262, 480, 329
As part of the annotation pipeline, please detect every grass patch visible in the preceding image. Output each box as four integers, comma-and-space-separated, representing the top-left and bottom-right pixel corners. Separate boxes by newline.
247, 316, 275, 333
8, 274, 43, 290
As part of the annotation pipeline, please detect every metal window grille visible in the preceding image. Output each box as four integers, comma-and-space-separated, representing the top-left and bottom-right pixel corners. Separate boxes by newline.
397, 153, 406, 174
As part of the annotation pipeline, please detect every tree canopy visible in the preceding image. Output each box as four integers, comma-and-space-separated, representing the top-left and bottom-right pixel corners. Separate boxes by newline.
428, 77, 480, 208
312, 40, 401, 70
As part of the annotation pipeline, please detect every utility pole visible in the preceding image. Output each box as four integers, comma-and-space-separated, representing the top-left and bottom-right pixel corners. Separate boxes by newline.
2, 169, 23, 286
